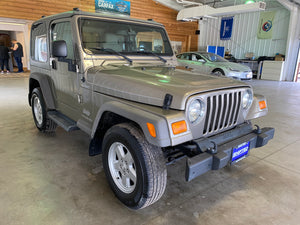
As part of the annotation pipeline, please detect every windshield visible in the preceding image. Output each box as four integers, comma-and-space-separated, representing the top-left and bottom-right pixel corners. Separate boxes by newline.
78, 18, 173, 56
200, 52, 227, 62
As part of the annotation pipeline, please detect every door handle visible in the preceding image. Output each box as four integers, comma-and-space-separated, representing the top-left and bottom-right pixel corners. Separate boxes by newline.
52, 60, 57, 69
51, 59, 57, 70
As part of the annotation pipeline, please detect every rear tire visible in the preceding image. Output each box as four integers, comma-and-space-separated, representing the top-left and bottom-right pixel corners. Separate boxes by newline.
102, 123, 167, 209
31, 87, 57, 133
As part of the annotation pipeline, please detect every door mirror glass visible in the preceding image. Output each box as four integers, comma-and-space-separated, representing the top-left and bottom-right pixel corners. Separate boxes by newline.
52, 40, 67, 58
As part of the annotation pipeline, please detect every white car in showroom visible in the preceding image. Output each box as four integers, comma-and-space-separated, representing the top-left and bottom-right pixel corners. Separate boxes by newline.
176, 52, 253, 80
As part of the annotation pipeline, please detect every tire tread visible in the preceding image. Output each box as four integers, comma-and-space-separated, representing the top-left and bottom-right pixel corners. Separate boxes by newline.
32, 87, 57, 133
108, 123, 167, 209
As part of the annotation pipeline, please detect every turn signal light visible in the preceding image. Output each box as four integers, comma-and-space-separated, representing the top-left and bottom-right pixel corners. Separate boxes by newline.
259, 100, 267, 110
172, 120, 187, 135
147, 123, 156, 138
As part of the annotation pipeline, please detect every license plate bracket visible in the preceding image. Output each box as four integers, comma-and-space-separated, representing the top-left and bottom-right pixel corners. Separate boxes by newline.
231, 141, 250, 163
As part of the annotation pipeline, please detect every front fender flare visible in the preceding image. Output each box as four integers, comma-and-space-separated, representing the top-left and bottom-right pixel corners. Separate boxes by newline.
246, 94, 268, 120
91, 101, 172, 147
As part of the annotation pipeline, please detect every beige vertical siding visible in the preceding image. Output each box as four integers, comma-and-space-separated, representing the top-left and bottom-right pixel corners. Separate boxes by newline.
198, 7, 290, 59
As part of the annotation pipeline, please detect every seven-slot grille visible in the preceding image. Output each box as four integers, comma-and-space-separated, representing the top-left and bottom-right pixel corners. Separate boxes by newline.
203, 90, 242, 135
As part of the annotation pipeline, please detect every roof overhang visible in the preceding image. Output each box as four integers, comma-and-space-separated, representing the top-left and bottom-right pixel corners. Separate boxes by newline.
153, 0, 184, 11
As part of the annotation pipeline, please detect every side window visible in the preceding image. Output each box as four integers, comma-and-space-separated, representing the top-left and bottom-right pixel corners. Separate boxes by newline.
191, 54, 203, 61
31, 23, 48, 62
182, 53, 190, 60
51, 22, 74, 60
196, 54, 203, 60
196, 54, 205, 62
191, 54, 197, 61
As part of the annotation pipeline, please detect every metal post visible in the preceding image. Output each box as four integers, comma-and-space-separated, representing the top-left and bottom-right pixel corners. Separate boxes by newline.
8, 52, 13, 72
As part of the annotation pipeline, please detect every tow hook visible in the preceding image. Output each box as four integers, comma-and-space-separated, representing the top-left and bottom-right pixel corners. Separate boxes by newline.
254, 125, 262, 134
207, 141, 218, 154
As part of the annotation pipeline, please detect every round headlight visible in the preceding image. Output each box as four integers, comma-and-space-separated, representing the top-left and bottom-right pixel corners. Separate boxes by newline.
242, 89, 253, 109
188, 99, 205, 124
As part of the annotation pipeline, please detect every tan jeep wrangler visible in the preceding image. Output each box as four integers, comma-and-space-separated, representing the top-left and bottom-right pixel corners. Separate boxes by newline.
28, 9, 274, 209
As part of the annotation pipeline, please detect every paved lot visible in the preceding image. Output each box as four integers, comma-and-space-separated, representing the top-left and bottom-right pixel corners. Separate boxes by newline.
0, 77, 300, 225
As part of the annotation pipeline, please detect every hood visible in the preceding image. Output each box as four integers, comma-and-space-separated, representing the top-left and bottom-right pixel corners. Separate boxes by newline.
214, 62, 251, 72
88, 65, 250, 110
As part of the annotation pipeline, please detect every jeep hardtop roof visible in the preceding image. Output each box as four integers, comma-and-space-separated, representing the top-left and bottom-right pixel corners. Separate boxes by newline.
33, 10, 164, 27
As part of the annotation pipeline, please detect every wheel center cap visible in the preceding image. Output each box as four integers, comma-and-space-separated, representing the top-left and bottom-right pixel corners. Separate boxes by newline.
120, 161, 128, 174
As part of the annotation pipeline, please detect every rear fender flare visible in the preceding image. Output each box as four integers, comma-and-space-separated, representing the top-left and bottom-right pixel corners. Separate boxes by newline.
29, 73, 56, 110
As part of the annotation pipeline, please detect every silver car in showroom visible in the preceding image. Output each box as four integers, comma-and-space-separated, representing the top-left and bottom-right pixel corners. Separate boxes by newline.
176, 52, 253, 80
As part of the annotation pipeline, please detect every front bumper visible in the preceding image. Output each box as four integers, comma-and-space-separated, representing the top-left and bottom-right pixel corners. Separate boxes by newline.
185, 123, 274, 181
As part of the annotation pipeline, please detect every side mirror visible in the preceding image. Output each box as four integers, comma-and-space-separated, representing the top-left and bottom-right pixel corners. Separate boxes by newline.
198, 59, 206, 63
52, 40, 67, 58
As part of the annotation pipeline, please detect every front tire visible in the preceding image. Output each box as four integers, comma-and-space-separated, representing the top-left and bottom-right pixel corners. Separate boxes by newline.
31, 87, 57, 133
212, 68, 225, 76
102, 123, 167, 209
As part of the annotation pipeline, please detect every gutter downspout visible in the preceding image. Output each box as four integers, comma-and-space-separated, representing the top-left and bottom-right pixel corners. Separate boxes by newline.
277, 0, 300, 81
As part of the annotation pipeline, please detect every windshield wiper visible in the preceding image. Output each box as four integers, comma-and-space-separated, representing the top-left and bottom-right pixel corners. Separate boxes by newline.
134, 51, 167, 63
91, 48, 133, 65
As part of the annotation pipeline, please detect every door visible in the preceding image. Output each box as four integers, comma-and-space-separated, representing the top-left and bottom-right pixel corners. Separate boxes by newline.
50, 20, 80, 119
189, 53, 209, 74
0, 33, 10, 47
176, 53, 191, 67
198, 54, 212, 74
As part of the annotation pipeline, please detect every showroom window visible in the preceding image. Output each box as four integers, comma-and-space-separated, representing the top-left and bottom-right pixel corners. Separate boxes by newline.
31, 23, 48, 62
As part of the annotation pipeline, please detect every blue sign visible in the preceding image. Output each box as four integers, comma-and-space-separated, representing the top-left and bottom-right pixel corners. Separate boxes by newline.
207, 46, 216, 54
231, 142, 250, 162
220, 17, 234, 40
216, 46, 225, 57
95, 0, 131, 15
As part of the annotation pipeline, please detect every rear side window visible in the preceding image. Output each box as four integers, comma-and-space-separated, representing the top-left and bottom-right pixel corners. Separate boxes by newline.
31, 23, 48, 62
181, 53, 190, 60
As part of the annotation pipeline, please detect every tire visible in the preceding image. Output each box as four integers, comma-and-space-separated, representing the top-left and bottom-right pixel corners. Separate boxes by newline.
31, 87, 57, 133
102, 123, 167, 209
212, 68, 225, 76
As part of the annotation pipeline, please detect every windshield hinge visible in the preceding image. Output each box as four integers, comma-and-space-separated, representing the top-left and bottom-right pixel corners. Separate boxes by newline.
163, 94, 173, 110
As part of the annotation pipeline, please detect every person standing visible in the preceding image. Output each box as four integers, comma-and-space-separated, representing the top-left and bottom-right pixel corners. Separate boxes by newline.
11, 39, 24, 73
0, 41, 10, 74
